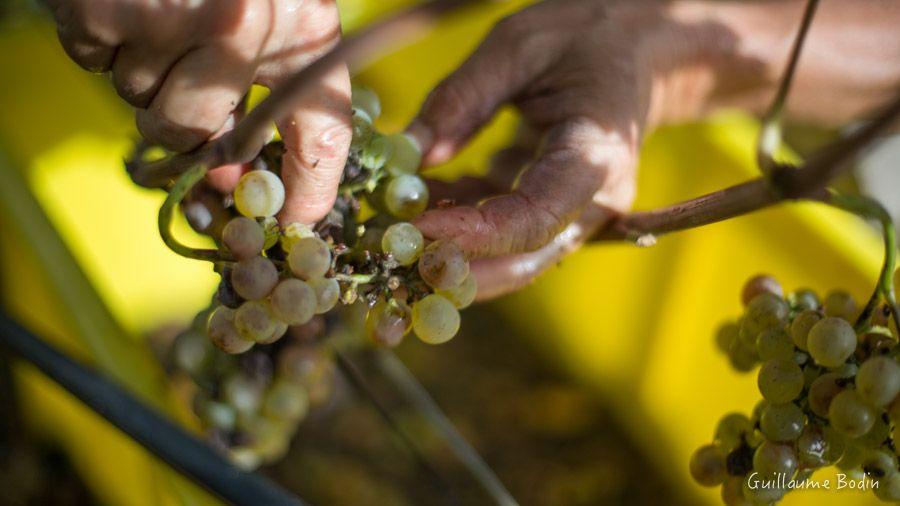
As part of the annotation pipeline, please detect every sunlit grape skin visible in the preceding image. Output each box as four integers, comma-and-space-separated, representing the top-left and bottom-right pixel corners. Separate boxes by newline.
207, 306, 254, 354
385, 174, 429, 219
418, 240, 469, 290
231, 256, 279, 301
412, 294, 460, 345
807, 317, 857, 368
689, 444, 727, 487
222, 217, 265, 260
234, 170, 285, 218
382, 222, 424, 266
288, 237, 331, 280
270, 278, 316, 326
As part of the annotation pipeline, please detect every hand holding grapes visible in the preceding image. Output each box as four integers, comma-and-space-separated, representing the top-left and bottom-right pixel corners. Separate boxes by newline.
409, 0, 900, 300
46, 0, 352, 225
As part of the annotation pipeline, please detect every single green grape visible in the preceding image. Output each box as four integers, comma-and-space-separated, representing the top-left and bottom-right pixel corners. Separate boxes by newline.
757, 358, 804, 403
719, 476, 749, 506
807, 317, 857, 368
270, 278, 316, 326
382, 222, 424, 266
351, 85, 381, 120
689, 444, 727, 487
207, 305, 255, 354
222, 374, 263, 414
856, 355, 900, 407
714, 413, 753, 452
742, 476, 786, 504
796, 426, 830, 468
759, 402, 804, 442
308, 277, 340, 314
231, 256, 279, 300
173, 330, 212, 372
756, 327, 794, 361
861, 449, 897, 480
262, 379, 309, 422
856, 413, 890, 449
739, 293, 789, 347
418, 239, 469, 290
222, 216, 265, 260
412, 294, 460, 345
365, 299, 412, 347
234, 300, 279, 343
808, 372, 844, 418
823, 290, 858, 321
753, 440, 798, 478
727, 338, 759, 373
199, 399, 237, 431
234, 170, 285, 218
741, 274, 783, 306
875, 472, 900, 501
288, 236, 332, 280
385, 174, 429, 219
829, 389, 876, 438
436, 272, 478, 309
789, 288, 820, 312
790, 309, 822, 351
384, 133, 422, 176
715, 322, 739, 354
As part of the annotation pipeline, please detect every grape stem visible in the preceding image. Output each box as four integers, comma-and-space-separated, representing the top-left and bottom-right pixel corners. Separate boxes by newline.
594, 89, 900, 241
756, 0, 820, 173
158, 165, 222, 262
829, 193, 900, 335
127, 0, 482, 188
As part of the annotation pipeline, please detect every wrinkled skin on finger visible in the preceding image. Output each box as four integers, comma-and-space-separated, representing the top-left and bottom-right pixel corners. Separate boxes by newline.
48, 0, 351, 225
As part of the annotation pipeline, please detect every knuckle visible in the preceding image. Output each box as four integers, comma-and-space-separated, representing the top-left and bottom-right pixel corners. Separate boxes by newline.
136, 109, 206, 152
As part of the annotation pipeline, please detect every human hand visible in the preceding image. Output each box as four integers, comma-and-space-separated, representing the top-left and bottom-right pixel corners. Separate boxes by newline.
408, 0, 656, 299
47, 0, 351, 225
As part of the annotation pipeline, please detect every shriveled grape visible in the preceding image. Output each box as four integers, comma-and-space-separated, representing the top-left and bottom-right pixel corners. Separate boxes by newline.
418, 240, 469, 290
365, 299, 412, 347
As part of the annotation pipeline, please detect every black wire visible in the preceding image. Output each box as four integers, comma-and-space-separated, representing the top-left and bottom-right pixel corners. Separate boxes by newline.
0, 313, 306, 506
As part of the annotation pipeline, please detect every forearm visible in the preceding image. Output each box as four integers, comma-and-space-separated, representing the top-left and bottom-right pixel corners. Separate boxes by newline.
644, 0, 900, 127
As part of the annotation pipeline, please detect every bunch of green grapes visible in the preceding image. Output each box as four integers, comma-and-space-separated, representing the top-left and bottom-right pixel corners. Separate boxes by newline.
692, 275, 900, 504
160, 86, 476, 468
204, 85, 474, 354
169, 311, 335, 469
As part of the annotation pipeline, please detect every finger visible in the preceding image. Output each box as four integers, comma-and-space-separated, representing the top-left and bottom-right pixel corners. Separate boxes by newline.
414, 117, 635, 258
424, 145, 533, 207
471, 206, 612, 301
111, 44, 184, 107
53, 5, 117, 72
276, 65, 352, 225
406, 15, 570, 166
135, 45, 255, 152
